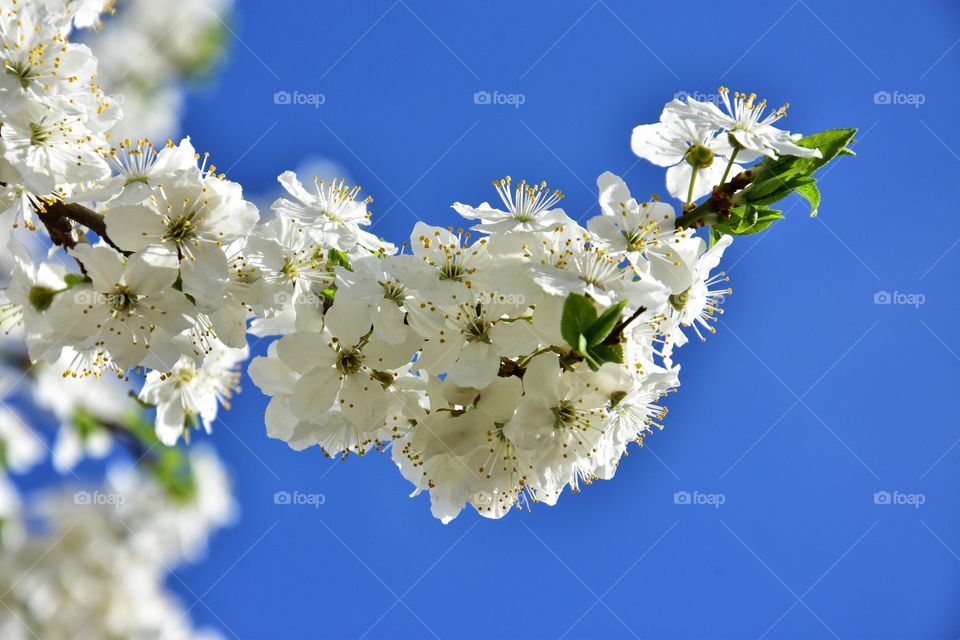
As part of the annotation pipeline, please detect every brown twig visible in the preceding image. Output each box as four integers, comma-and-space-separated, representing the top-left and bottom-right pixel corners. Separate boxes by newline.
36, 200, 128, 254
675, 169, 755, 229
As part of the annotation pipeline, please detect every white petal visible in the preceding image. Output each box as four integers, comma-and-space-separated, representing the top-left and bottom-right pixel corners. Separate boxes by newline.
123, 246, 179, 295
447, 341, 499, 388
631, 122, 685, 167
289, 368, 341, 419
597, 171, 633, 216
277, 170, 315, 205
70, 245, 124, 291
325, 295, 373, 346
180, 242, 230, 303
105, 205, 166, 252
276, 331, 333, 374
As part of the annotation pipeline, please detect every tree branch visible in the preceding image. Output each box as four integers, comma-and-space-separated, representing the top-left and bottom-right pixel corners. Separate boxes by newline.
36, 200, 128, 254
604, 305, 647, 346
675, 169, 755, 229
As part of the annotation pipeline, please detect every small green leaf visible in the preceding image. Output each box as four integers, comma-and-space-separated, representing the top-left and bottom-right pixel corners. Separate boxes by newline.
795, 128, 857, 171
327, 249, 353, 271
716, 206, 784, 236
742, 175, 815, 207
583, 352, 602, 371
794, 181, 821, 217
709, 228, 724, 247
738, 207, 784, 235
584, 300, 626, 347
587, 343, 624, 368
560, 293, 598, 351
733, 128, 855, 217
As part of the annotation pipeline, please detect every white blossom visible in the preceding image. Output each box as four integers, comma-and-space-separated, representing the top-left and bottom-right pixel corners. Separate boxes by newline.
139, 341, 247, 445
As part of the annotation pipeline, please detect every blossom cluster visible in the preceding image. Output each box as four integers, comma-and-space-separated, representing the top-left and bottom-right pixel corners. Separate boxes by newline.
249, 171, 735, 521
0, 447, 234, 640
0, 0, 854, 525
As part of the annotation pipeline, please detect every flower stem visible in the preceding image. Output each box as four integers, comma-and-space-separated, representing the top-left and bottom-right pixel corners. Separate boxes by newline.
685, 168, 698, 207
719, 148, 740, 185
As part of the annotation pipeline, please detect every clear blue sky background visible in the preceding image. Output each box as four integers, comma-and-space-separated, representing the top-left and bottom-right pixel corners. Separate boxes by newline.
94, 1, 960, 637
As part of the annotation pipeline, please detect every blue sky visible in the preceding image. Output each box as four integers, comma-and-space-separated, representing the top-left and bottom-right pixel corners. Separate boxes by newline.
141, 1, 960, 637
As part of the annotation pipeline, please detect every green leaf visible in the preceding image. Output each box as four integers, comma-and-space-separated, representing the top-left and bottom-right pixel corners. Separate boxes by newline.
715, 206, 784, 236
560, 293, 597, 351
584, 300, 626, 347
586, 343, 624, 370
740, 127, 855, 200
583, 352, 602, 371
327, 249, 353, 271
709, 227, 724, 247
738, 207, 784, 235
751, 128, 856, 181
795, 128, 858, 171
794, 180, 821, 217
742, 175, 815, 208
